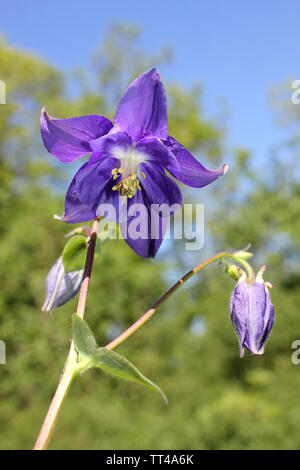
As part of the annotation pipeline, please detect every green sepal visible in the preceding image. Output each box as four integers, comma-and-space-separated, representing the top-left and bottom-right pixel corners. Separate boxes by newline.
62, 235, 87, 272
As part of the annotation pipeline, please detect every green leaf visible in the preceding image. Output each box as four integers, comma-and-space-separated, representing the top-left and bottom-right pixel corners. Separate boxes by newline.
72, 315, 97, 357
62, 235, 87, 272
72, 317, 167, 404
92, 347, 168, 404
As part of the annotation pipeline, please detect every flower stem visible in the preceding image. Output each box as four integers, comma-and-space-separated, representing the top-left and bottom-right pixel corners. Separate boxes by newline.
105, 251, 229, 350
76, 218, 100, 319
105, 251, 254, 351
33, 218, 100, 451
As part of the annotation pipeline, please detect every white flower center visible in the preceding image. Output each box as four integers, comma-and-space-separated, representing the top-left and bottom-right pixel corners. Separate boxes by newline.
111, 145, 147, 176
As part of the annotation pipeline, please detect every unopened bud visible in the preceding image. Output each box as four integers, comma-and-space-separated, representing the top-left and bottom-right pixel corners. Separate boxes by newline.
42, 256, 84, 314
230, 266, 274, 357
225, 264, 240, 281
233, 250, 253, 260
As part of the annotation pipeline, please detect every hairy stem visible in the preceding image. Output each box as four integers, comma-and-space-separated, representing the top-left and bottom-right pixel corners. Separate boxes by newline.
33, 218, 100, 450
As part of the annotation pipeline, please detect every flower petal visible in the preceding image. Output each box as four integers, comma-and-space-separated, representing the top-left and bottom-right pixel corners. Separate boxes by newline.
243, 283, 268, 354
114, 68, 168, 141
136, 137, 179, 167
58, 159, 124, 224
76, 156, 119, 205
42, 256, 83, 313
90, 129, 132, 156
230, 283, 248, 356
119, 189, 167, 258
56, 166, 98, 223
95, 179, 125, 223
258, 303, 274, 352
40, 107, 113, 163
139, 162, 182, 208
165, 135, 227, 188
118, 164, 181, 258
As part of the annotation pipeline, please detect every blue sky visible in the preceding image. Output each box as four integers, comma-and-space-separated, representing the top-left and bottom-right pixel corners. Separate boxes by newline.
1, 0, 300, 164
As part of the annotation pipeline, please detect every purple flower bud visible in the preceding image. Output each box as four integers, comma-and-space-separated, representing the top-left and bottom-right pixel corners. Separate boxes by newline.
229, 267, 275, 357
42, 256, 84, 313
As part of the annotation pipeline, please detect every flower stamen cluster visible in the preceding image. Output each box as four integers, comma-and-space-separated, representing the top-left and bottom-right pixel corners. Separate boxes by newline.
111, 167, 142, 200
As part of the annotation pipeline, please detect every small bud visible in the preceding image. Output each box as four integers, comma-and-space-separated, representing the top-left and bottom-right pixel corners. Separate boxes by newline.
233, 250, 253, 260
225, 264, 240, 281
42, 256, 84, 314
229, 267, 274, 357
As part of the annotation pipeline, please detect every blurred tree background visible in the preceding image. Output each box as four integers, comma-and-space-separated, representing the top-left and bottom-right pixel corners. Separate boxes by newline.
0, 24, 300, 450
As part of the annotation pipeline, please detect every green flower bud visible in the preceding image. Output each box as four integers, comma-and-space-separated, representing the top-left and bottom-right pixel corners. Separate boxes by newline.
225, 264, 240, 281
233, 250, 253, 260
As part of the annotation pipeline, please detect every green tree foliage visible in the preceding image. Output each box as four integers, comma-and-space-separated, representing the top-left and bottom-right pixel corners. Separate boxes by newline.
0, 26, 300, 450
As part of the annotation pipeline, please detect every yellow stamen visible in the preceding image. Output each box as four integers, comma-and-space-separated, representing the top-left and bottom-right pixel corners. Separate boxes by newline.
110, 164, 147, 202
111, 167, 143, 199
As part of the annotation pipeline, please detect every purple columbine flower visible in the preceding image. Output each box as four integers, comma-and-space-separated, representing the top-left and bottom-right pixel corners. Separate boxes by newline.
42, 257, 84, 313
230, 266, 275, 357
41, 68, 227, 257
